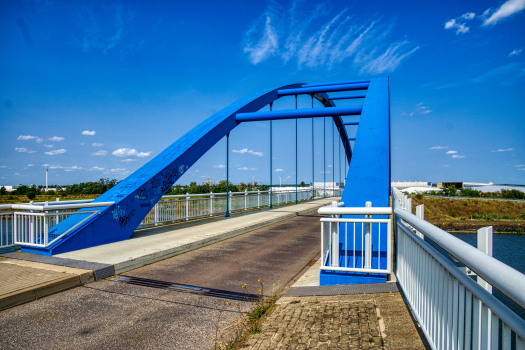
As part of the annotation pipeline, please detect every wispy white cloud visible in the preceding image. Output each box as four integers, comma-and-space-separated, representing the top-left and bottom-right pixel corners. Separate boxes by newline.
36, 138, 43, 143
213, 164, 226, 168
446, 151, 457, 154
89, 166, 105, 171
492, 148, 514, 152
518, 168, 525, 170
238, 167, 257, 170
112, 148, 151, 157
242, 3, 418, 74
27, 164, 34, 167
82, 130, 96, 136
46, 165, 82, 171
91, 150, 108, 156
483, 0, 525, 26
275, 169, 284, 172
452, 155, 465, 158
45, 149, 67, 155
92, 143, 103, 146
471, 62, 525, 83
430, 146, 448, 149
44, 144, 54, 148
444, 11, 476, 35
17, 135, 38, 141
233, 148, 264, 157
0, 166, 6, 168
15, 147, 36, 153
48, 136, 65, 141
509, 48, 523, 56
516, 165, 525, 167
120, 158, 136, 163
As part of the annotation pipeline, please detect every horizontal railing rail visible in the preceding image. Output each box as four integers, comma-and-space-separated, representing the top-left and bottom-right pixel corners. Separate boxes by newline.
392, 187, 525, 349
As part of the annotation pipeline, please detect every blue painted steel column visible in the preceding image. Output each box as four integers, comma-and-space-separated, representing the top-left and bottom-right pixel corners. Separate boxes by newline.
295, 95, 298, 204
339, 138, 341, 190
225, 133, 230, 218
311, 95, 314, 199
332, 121, 335, 194
324, 117, 326, 198
270, 103, 273, 209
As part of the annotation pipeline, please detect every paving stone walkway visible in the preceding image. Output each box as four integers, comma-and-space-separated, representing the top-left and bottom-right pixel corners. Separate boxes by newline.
243, 293, 428, 350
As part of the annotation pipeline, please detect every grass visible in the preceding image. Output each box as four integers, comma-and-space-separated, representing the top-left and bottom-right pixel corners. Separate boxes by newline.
409, 196, 525, 221
0, 194, 99, 205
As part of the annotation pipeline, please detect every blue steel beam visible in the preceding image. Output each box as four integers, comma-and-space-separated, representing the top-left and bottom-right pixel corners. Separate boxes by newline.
277, 83, 368, 96
343, 122, 359, 126
236, 105, 362, 122
302, 79, 371, 88
348, 138, 356, 141
328, 94, 366, 100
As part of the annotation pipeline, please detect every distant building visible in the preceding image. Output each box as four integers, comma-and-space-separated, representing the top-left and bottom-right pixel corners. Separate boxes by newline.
313, 182, 343, 189
391, 181, 431, 189
437, 182, 494, 189
1, 185, 18, 192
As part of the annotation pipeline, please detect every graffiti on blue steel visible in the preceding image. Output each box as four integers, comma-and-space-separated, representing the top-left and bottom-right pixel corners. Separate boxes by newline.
136, 188, 148, 201
147, 165, 188, 197
114, 180, 142, 199
112, 204, 136, 228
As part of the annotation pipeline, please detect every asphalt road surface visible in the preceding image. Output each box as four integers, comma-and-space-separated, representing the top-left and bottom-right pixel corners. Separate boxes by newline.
0, 211, 322, 350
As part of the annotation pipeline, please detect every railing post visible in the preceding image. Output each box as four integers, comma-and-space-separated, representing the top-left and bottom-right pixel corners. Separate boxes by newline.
365, 201, 372, 269
477, 226, 493, 293
244, 189, 247, 210
154, 202, 159, 226
186, 192, 190, 220
415, 204, 425, 239
210, 192, 213, 217
257, 190, 260, 208
331, 201, 339, 267
44, 202, 49, 246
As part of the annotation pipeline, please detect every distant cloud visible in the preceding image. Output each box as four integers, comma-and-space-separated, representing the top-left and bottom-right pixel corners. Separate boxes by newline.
91, 150, 108, 156
213, 164, 226, 168
275, 169, 284, 172
112, 148, 151, 157
46, 165, 82, 171
15, 147, 36, 153
233, 148, 264, 157
45, 149, 67, 155
238, 167, 257, 170
471, 62, 525, 83
27, 164, 34, 167
492, 148, 514, 152
89, 166, 105, 171
120, 158, 137, 162
444, 11, 475, 35
44, 144, 54, 148
0, 166, 6, 168
82, 130, 96, 136
443, 165, 450, 167
48, 136, 65, 141
446, 151, 457, 154
416, 102, 432, 114
242, 3, 418, 74
430, 146, 448, 149
518, 168, 525, 170
482, 0, 525, 26
509, 48, 523, 56
516, 165, 525, 167
92, 143, 103, 146
452, 155, 465, 158
17, 135, 38, 141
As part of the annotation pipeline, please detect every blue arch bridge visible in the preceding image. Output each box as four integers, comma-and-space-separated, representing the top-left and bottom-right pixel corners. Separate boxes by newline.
3, 77, 525, 348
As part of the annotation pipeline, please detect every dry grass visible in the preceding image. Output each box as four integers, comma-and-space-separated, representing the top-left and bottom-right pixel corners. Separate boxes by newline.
410, 196, 525, 221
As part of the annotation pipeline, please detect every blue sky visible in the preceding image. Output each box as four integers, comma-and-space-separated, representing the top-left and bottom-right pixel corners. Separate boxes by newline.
0, 0, 524, 187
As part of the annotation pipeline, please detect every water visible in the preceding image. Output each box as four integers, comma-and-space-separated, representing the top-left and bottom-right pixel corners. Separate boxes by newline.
427, 232, 525, 321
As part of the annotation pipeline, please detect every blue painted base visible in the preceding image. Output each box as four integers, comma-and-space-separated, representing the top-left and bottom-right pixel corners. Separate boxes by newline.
320, 269, 386, 285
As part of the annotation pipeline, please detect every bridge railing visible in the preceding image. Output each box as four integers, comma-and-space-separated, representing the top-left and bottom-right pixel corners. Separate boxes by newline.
140, 188, 313, 227
317, 202, 392, 275
392, 187, 525, 349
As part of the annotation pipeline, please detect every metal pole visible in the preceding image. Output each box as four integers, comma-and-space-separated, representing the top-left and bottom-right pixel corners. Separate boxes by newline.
339, 137, 341, 194
332, 120, 335, 196
311, 95, 314, 200
270, 102, 273, 209
295, 95, 298, 204
324, 116, 326, 198
225, 133, 230, 218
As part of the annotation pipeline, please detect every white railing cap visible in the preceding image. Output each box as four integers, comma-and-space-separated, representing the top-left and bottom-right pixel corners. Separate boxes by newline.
318, 207, 392, 216
10, 201, 115, 211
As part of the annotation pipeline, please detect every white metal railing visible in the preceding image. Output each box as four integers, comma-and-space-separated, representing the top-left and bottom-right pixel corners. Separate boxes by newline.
314, 188, 343, 198
0, 212, 14, 249
318, 201, 392, 275
139, 188, 315, 227
393, 187, 525, 349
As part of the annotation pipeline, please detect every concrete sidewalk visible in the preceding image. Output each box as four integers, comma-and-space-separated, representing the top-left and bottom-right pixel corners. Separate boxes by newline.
56, 197, 339, 274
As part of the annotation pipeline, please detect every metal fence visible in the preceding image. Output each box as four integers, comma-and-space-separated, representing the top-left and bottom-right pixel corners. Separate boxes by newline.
318, 202, 392, 275
140, 188, 313, 227
393, 187, 525, 349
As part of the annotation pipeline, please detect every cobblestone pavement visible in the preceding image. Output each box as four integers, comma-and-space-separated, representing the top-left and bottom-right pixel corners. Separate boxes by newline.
243, 293, 428, 350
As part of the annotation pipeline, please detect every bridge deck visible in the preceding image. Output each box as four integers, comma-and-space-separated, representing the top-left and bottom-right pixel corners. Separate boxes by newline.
56, 197, 340, 274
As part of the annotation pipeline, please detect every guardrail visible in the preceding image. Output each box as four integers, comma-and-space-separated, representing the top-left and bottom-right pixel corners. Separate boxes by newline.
0, 187, 340, 249
318, 202, 392, 275
392, 187, 525, 349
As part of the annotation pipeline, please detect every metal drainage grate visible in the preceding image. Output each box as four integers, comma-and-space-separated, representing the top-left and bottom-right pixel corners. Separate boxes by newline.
110, 275, 259, 302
